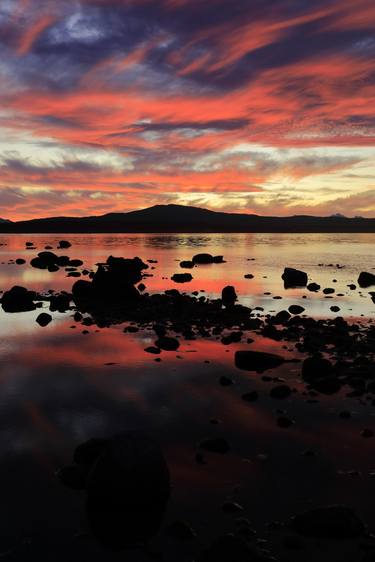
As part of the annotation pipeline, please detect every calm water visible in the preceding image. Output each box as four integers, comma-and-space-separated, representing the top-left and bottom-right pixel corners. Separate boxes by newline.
0, 233, 374, 561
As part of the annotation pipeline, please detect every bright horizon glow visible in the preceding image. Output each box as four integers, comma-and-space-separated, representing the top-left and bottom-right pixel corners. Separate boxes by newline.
0, 0, 374, 220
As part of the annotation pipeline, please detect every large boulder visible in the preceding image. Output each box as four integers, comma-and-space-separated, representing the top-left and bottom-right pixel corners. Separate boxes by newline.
1, 286, 37, 313
282, 268, 308, 288
58, 432, 170, 549
72, 256, 148, 304
235, 350, 285, 372
358, 271, 375, 288
192, 253, 215, 264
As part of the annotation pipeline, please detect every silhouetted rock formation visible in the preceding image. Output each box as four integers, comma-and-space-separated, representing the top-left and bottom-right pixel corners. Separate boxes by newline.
72, 256, 148, 305
282, 267, 308, 288
1, 286, 37, 313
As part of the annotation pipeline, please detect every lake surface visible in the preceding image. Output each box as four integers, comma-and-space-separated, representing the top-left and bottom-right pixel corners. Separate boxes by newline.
0, 233, 374, 561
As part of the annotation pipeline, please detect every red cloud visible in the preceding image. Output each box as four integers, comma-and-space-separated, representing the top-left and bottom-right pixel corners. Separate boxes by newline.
17, 15, 56, 55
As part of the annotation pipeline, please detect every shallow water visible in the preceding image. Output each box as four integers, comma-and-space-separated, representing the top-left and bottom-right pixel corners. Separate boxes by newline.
0, 233, 374, 561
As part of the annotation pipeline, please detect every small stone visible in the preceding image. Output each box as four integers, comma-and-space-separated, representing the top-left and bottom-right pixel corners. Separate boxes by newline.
36, 312, 52, 327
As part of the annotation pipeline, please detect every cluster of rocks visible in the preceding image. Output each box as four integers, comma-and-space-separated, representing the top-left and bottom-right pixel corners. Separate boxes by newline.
72, 255, 148, 305
180, 253, 225, 269
30, 251, 83, 273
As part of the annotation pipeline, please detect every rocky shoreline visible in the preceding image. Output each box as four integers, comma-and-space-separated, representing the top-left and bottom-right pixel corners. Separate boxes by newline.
1, 249, 375, 560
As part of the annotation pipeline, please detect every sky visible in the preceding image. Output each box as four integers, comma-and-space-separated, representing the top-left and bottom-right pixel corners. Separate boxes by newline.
0, 0, 374, 220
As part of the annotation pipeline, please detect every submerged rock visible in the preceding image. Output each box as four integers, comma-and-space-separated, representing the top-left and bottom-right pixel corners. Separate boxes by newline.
59, 432, 170, 549
302, 356, 334, 382
180, 260, 194, 269
199, 438, 230, 454
171, 273, 193, 283
235, 351, 285, 372
282, 268, 308, 288
292, 505, 365, 539
270, 385, 292, 399
201, 534, 276, 562
58, 240, 72, 249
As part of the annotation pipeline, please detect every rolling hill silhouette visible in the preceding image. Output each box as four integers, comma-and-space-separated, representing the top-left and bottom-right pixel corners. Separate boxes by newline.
0, 204, 374, 233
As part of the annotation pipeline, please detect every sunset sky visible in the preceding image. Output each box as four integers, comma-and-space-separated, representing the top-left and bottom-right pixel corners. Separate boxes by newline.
0, 0, 374, 220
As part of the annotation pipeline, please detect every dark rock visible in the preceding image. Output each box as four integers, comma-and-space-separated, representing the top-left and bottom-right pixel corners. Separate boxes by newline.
277, 416, 294, 428
323, 288, 335, 294
361, 428, 374, 438
15, 258, 26, 265
220, 376, 234, 386
242, 391, 259, 402
222, 501, 244, 513
86, 432, 170, 548
180, 260, 194, 269
72, 280, 94, 300
288, 305, 305, 315
292, 505, 365, 539
213, 256, 225, 263
155, 336, 180, 351
55, 255, 70, 267
36, 312, 52, 327
199, 438, 230, 454
192, 253, 215, 264
282, 268, 308, 288
358, 272, 375, 288
58, 240, 72, 248
171, 273, 193, 283
235, 351, 285, 372
50, 293, 70, 312
1, 286, 37, 313
201, 534, 275, 562
270, 385, 292, 399
138, 283, 146, 292
69, 259, 83, 267
273, 310, 291, 324
144, 346, 161, 354
57, 464, 87, 490
312, 377, 341, 395
244, 274, 254, 279
48, 264, 59, 272
166, 520, 196, 540
222, 286, 237, 307
73, 438, 108, 466
307, 282, 320, 292
302, 356, 334, 382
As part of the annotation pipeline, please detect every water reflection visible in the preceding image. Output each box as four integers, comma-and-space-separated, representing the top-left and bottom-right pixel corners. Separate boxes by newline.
0, 234, 374, 560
